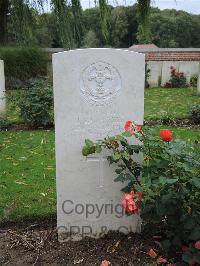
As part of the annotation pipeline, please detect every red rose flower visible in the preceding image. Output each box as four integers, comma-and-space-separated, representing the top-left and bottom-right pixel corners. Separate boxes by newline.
194, 240, 200, 250
124, 121, 142, 136
100, 260, 110, 266
134, 125, 142, 132
160, 129, 173, 142
121, 192, 139, 214
147, 248, 157, 258
124, 120, 133, 133
170, 66, 176, 74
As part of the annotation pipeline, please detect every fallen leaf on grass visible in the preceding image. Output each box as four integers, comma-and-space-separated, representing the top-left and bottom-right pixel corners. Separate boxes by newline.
44, 167, 54, 170
18, 156, 27, 161
15, 180, 28, 186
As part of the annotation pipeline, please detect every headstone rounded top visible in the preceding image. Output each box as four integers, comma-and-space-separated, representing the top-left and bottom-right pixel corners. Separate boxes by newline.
53, 48, 145, 59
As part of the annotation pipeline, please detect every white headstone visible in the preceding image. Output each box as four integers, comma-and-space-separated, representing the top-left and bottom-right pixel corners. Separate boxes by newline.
197, 62, 200, 95
147, 61, 163, 87
53, 48, 145, 241
0, 60, 6, 118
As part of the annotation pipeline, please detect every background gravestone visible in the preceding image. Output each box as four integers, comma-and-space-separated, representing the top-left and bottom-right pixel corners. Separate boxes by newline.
0, 60, 6, 118
53, 48, 145, 241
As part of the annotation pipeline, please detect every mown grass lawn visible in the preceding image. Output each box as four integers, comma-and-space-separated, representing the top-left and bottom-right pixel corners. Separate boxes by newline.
145, 87, 200, 120
0, 130, 56, 223
0, 126, 199, 223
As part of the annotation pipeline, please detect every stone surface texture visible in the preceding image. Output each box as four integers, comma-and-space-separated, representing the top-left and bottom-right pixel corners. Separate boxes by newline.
0, 60, 6, 117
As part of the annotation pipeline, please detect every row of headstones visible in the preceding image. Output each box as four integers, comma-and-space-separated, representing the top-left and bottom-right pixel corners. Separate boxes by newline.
0, 60, 6, 118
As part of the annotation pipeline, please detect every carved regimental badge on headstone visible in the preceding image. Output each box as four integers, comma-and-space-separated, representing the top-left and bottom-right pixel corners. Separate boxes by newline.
80, 61, 122, 106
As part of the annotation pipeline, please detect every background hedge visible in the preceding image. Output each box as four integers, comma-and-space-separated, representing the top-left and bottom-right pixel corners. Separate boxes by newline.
0, 47, 48, 88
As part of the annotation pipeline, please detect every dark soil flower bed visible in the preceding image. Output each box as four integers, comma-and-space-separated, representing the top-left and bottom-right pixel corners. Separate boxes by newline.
0, 123, 54, 131
0, 219, 157, 266
144, 118, 199, 128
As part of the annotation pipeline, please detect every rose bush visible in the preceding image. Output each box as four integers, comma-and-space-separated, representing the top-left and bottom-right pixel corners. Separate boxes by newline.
165, 66, 187, 88
82, 121, 200, 264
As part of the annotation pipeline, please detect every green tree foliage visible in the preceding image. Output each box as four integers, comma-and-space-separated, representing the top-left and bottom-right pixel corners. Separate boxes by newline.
1, 1, 200, 49
9, 0, 37, 45
83, 30, 99, 47
71, 0, 84, 47
110, 7, 128, 47
0, 0, 84, 48
0, 0, 9, 44
34, 13, 52, 47
83, 7, 103, 46
51, 0, 75, 48
99, 0, 111, 42
190, 15, 200, 47
150, 8, 200, 48
136, 0, 152, 43
125, 5, 138, 47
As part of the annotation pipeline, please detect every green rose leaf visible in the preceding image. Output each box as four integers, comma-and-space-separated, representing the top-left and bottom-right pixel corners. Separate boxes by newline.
166, 178, 178, 184
111, 152, 121, 162
82, 146, 90, 156
82, 145, 95, 156
85, 139, 94, 147
192, 177, 200, 188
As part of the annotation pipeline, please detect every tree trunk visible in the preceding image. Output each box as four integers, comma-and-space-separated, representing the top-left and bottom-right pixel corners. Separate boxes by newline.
0, 0, 9, 45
